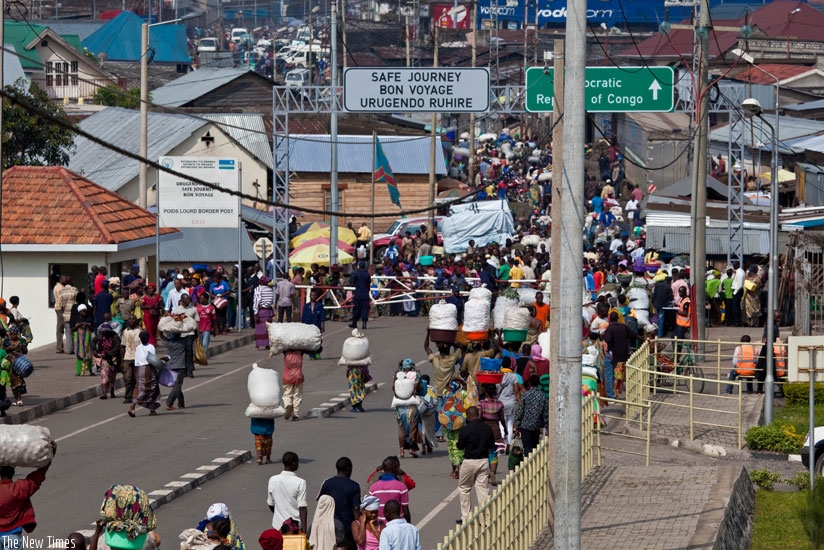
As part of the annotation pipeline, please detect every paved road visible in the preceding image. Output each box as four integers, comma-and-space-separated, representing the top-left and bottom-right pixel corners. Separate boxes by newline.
26, 317, 496, 550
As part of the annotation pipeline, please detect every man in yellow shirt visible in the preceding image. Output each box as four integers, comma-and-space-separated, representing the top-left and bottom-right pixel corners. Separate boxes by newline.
356, 222, 372, 248
509, 258, 524, 288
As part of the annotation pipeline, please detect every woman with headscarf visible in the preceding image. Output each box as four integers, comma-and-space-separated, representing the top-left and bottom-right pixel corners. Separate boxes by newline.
438, 378, 468, 479
253, 276, 275, 350
416, 374, 438, 455
0, 349, 10, 416
258, 529, 284, 550
527, 344, 549, 382
309, 495, 338, 550
497, 360, 522, 454
141, 284, 163, 345
351, 495, 382, 550
70, 303, 94, 376
394, 358, 420, 458
91, 484, 156, 550
210, 271, 231, 336
196, 503, 245, 550
129, 330, 161, 417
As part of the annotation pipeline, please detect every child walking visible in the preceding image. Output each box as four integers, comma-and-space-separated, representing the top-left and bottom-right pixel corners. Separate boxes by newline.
251, 417, 275, 465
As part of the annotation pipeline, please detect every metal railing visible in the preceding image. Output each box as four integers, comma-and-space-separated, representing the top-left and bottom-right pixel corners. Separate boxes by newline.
598, 395, 652, 466
626, 339, 748, 449
30, 77, 125, 101
437, 394, 600, 550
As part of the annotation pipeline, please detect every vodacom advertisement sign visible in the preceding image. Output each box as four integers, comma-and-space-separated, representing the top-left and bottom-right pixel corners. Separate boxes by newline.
432, 4, 471, 29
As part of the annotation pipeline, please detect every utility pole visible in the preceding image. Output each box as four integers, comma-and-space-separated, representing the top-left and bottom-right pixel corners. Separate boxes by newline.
330, 2, 339, 265
139, 22, 149, 281
427, 25, 438, 238
555, 0, 585, 541
341, 0, 347, 69
467, 3, 477, 183
405, 15, 410, 67
547, 37, 564, 536
690, 0, 710, 345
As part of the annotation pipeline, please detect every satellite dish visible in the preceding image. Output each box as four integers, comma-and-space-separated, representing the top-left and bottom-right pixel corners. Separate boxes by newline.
98, 52, 108, 62
740, 25, 753, 39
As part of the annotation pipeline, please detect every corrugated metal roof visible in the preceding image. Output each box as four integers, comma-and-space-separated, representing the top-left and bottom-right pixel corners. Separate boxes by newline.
151, 68, 254, 108
204, 114, 273, 170
786, 98, 824, 112
160, 227, 257, 263
68, 107, 208, 192
786, 134, 824, 155
709, 115, 824, 155
278, 134, 447, 175
40, 21, 104, 41
646, 225, 769, 255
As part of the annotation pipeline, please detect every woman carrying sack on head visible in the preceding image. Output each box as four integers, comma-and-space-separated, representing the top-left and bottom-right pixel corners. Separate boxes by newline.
253, 276, 274, 350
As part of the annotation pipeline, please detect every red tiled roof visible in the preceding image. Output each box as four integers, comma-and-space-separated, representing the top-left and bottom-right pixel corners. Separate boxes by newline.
619, 28, 740, 59
1, 165, 176, 246
748, 1, 824, 42
729, 64, 819, 85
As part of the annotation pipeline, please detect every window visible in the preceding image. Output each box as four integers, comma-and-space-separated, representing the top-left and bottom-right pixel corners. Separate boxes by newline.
45, 60, 78, 87
324, 190, 343, 222
45, 62, 53, 86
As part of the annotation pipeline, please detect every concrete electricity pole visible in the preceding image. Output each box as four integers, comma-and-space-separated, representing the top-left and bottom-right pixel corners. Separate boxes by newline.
428, 25, 439, 238
689, 0, 710, 344
555, 0, 585, 543
547, 38, 564, 535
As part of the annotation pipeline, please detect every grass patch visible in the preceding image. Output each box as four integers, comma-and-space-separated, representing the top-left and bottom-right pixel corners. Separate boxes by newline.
752, 490, 812, 550
773, 400, 824, 440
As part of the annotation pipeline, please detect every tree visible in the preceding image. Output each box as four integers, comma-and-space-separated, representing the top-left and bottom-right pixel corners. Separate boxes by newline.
2, 82, 75, 170
93, 85, 143, 109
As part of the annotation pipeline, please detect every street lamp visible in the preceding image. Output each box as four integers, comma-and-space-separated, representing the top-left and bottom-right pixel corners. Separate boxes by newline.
742, 96, 780, 424
140, 14, 197, 280
788, 7, 801, 59
733, 47, 782, 424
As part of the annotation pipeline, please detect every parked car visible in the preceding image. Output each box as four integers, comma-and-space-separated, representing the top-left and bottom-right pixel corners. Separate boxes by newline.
371, 216, 443, 260
197, 37, 218, 52
801, 427, 824, 473
231, 27, 250, 44
285, 68, 310, 87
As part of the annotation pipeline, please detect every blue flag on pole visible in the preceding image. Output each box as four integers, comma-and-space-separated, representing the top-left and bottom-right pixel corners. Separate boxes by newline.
374, 137, 401, 208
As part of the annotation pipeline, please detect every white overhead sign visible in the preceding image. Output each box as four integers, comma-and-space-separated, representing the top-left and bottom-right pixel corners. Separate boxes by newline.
343, 67, 490, 113
158, 156, 239, 228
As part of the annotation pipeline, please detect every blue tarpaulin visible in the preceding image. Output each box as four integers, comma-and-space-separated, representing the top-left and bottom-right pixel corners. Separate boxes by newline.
83, 11, 190, 63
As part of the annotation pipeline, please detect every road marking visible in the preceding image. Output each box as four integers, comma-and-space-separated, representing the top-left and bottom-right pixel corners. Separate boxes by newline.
416, 487, 460, 530
55, 361, 257, 442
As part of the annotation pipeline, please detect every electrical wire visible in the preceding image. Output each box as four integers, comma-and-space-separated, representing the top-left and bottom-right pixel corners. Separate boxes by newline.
588, 114, 694, 171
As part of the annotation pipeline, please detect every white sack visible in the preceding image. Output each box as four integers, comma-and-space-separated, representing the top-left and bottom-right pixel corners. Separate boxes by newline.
493, 297, 519, 329
503, 306, 531, 330
0, 425, 54, 468
627, 287, 650, 310
429, 301, 459, 331
267, 322, 321, 355
516, 288, 539, 306
338, 356, 372, 367
635, 310, 650, 326
582, 366, 599, 380
247, 363, 282, 408
245, 403, 286, 418
157, 315, 198, 334
394, 373, 416, 400
341, 329, 370, 362
520, 235, 541, 247
463, 300, 490, 332
538, 331, 551, 360
391, 395, 421, 408
468, 287, 492, 304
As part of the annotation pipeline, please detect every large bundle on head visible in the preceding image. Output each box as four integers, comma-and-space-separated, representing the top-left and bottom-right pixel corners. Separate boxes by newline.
503, 306, 531, 330
338, 329, 372, 366
538, 171, 553, 182
247, 363, 283, 411
469, 286, 492, 304
463, 300, 490, 332
99, 484, 156, 545
538, 331, 551, 360
627, 287, 651, 326
501, 141, 514, 160
267, 322, 322, 356
394, 370, 417, 400
157, 315, 198, 334
520, 234, 541, 247
493, 296, 519, 328
429, 300, 459, 331
516, 287, 539, 306
0, 425, 54, 468
478, 132, 497, 143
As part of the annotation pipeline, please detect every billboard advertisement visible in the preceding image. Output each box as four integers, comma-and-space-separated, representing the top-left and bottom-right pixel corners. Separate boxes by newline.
476, 0, 700, 26
433, 4, 472, 28
158, 156, 240, 228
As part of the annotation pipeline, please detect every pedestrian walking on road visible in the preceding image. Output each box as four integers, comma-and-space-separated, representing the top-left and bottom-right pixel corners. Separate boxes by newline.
377, 500, 421, 550
478, 386, 506, 486
70, 302, 94, 377
129, 331, 161, 417
352, 495, 382, 550
164, 331, 188, 411
438, 379, 469, 479
253, 276, 274, 350
301, 288, 326, 360
317, 457, 362, 545
196, 292, 216, 357
141, 284, 163, 345
274, 272, 295, 324
0, 441, 56, 547
456, 405, 495, 520
309, 495, 338, 550
349, 262, 372, 330
251, 417, 275, 465
282, 349, 305, 421
514, 375, 548, 457
394, 359, 420, 458
368, 457, 411, 524
120, 315, 141, 403
267, 451, 308, 532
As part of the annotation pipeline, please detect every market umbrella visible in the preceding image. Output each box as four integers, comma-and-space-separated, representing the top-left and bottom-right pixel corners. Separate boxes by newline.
291, 226, 357, 247
291, 236, 355, 255
289, 243, 354, 268
758, 169, 796, 187
292, 221, 330, 237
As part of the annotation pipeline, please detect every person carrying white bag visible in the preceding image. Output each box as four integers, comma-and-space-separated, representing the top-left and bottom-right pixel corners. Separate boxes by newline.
0, 437, 57, 545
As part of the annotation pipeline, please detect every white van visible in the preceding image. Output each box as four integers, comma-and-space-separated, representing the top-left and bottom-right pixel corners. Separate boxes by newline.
231, 27, 249, 43
285, 68, 311, 87
288, 45, 328, 68
197, 37, 218, 52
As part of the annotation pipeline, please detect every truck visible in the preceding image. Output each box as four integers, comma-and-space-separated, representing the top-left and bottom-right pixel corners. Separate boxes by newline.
371, 216, 443, 260
441, 200, 516, 253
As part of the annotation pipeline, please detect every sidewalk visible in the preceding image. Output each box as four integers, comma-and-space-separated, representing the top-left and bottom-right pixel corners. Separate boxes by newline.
531, 464, 750, 549
2, 329, 254, 425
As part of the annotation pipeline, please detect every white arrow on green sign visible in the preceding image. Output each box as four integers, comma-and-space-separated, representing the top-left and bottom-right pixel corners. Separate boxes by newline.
525, 66, 675, 113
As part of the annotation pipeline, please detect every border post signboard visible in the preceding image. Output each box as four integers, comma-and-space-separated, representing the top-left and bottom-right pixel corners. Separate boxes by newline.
525, 66, 674, 113
343, 67, 490, 113
158, 157, 240, 228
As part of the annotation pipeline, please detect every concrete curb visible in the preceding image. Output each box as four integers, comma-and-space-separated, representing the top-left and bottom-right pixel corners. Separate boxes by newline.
308, 382, 384, 418
621, 424, 751, 459
2, 333, 254, 425
77, 450, 252, 541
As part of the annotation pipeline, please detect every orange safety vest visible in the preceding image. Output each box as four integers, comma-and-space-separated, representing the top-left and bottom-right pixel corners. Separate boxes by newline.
735, 344, 757, 376
774, 345, 787, 378
676, 298, 691, 328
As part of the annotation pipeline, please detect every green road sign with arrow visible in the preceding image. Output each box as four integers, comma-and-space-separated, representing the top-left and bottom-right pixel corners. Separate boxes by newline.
525, 66, 675, 113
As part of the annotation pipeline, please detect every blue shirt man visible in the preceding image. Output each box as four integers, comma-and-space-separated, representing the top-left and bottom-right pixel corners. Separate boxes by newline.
385, 242, 400, 264
591, 195, 604, 214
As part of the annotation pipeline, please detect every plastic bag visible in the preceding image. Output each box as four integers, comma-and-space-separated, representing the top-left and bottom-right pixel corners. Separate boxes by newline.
248, 363, 282, 408
267, 323, 321, 355
0, 425, 54, 468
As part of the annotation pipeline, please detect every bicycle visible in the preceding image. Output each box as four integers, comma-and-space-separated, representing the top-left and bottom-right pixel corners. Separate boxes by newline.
651, 342, 705, 394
